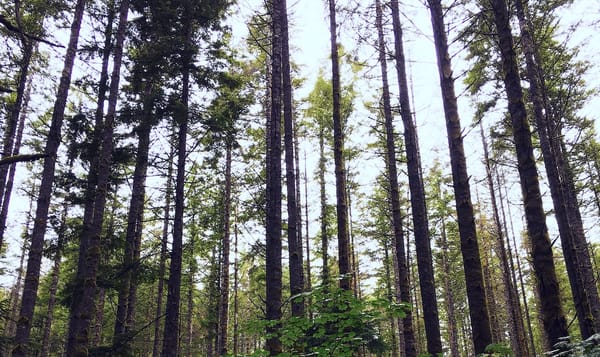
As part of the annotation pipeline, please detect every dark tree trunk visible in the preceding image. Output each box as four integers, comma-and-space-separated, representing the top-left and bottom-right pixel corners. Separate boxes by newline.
375, 1, 416, 355
480, 122, 529, 356
162, 17, 192, 355
439, 217, 460, 357
153, 144, 174, 357
217, 144, 233, 355
281, 0, 304, 317
488, 0, 568, 347
389, 1, 439, 355
66, 0, 129, 353
12, 0, 86, 353
0, 38, 32, 246
0, 72, 32, 243
514, 0, 600, 338
266, 0, 283, 353
327, 0, 351, 291
113, 84, 153, 348
426, 0, 492, 353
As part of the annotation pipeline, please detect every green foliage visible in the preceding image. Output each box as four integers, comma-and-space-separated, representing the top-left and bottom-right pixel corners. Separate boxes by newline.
247, 285, 409, 356
545, 334, 600, 357
481, 343, 513, 356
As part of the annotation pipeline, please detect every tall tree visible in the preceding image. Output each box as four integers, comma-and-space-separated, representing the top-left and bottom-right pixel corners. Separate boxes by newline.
487, 0, 568, 347
514, 0, 600, 338
12, 0, 87, 353
281, 0, 304, 317
66, 0, 130, 352
327, 0, 352, 292
426, 0, 492, 353
374, 1, 416, 355
265, 0, 283, 354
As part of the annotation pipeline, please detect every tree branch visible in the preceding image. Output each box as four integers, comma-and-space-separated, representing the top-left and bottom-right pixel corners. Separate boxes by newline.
0, 14, 64, 48
0, 153, 49, 166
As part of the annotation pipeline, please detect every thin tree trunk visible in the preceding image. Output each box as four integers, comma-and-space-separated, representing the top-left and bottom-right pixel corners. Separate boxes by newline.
265, 0, 283, 353
281, 0, 304, 317
318, 128, 329, 286
488, 0, 568, 347
375, 1, 416, 355
113, 83, 153, 348
426, 0, 492, 353
66, 0, 129, 353
0, 72, 32, 243
233, 209, 240, 357
480, 122, 529, 356
440, 217, 460, 357
152, 142, 174, 357
162, 11, 192, 353
327, 0, 351, 291
388, 2, 437, 355
303, 151, 312, 316
12, 0, 86, 353
217, 144, 233, 355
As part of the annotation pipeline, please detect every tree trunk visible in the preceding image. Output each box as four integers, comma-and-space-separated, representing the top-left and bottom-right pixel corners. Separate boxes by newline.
153, 144, 174, 357
488, 0, 568, 347
233, 211, 240, 357
480, 122, 529, 356
514, 0, 600, 338
327, 0, 351, 291
318, 128, 330, 286
426, 0, 492, 353
266, 0, 283, 353
281, 0, 304, 317
0, 71, 32, 243
66, 0, 129, 353
162, 12, 192, 354
217, 144, 233, 355
11, 0, 86, 353
113, 83, 153, 349
439, 217, 460, 357
375, 1, 416, 355
303, 151, 312, 316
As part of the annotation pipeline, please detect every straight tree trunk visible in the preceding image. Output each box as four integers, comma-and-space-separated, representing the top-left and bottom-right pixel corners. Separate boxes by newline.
0, 72, 32, 243
374, 1, 416, 355
389, 1, 440, 355
488, 0, 568, 347
217, 144, 233, 355
162, 13, 192, 354
318, 128, 330, 286
327, 0, 352, 291
281, 0, 304, 317
514, 0, 600, 337
439, 217, 460, 357
11, 0, 86, 353
113, 83, 153, 348
66, 0, 129, 353
233, 211, 240, 357
480, 122, 529, 356
426, 0, 492, 353
303, 152, 312, 316
153, 144, 174, 356
265, 0, 283, 353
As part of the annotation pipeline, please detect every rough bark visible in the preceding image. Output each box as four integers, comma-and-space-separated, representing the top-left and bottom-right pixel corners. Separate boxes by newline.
426, 0, 492, 353
161, 15, 192, 354
480, 122, 529, 356
281, 0, 304, 317
514, 0, 600, 337
488, 0, 568, 347
11, 0, 86, 353
375, 1, 416, 355
113, 84, 153, 348
327, 0, 351, 291
265, 0, 283, 353
66, 0, 129, 353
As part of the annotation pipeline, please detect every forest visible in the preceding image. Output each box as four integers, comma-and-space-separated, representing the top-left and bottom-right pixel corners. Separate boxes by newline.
0, 0, 599, 355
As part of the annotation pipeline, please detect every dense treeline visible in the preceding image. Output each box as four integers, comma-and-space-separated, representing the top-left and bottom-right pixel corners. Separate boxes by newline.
0, 0, 599, 356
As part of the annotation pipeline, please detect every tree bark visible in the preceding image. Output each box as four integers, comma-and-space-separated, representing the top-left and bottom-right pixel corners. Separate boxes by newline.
266, 0, 283, 353
217, 144, 233, 355
514, 0, 600, 338
12, 0, 86, 353
426, 0, 492, 353
488, 0, 568, 347
327, 0, 352, 291
375, 1, 417, 355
